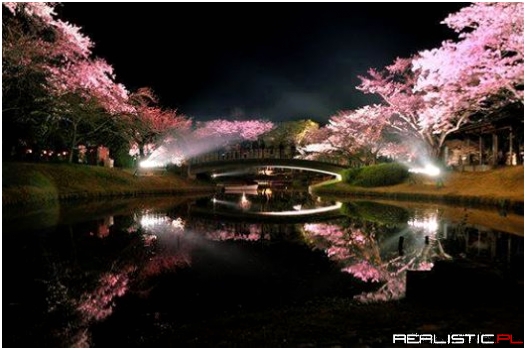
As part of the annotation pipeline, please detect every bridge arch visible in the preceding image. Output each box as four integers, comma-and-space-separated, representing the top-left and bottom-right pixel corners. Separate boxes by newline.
188, 158, 346, 181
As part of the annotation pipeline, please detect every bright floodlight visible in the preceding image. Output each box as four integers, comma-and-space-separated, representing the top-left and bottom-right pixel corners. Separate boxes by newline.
408, 216, 439, 233
409, 164, 440, 177
139, 159, 164, 168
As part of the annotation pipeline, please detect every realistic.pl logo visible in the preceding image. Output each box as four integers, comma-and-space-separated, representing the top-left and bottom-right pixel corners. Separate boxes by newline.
393, 333, 523, 345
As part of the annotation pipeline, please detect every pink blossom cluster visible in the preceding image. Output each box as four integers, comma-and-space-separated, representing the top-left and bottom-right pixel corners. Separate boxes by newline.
77, 270, 131, 321
341, 261, 383, 283
302, 3, 523, 162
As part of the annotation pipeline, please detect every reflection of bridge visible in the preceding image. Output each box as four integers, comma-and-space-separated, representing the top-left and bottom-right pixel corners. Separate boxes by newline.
188, 158, 346, 180
189, 202, 345, 224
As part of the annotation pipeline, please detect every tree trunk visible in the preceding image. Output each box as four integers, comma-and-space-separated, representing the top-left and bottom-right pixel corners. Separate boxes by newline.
68, 123, 78, 163
370, 151, 378, 165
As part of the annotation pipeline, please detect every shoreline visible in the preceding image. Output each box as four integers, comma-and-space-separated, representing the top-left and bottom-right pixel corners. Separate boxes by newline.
2, 162, 215, 206
3, 163, 524, 215
311, 166, 524, 215
312, 186, 524, 215
2, 186, 216, 206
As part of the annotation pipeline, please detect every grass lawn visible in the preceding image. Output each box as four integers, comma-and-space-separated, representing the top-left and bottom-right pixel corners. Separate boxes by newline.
3, 162, 523, 211
315, 165, 524, 212
2, 162, 214, 205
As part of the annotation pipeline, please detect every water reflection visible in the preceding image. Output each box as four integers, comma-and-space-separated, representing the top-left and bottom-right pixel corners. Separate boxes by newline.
302, 207, 451, 302
2, 195, 523, 347
211, 188, 336, 214
207, 189, 343, 222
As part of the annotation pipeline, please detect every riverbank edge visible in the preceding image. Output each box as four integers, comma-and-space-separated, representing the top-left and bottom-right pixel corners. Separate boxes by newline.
4, 162, 523, 213
311, 185, 524, 215
2, 162, 216, 206
2, 186, 217, 206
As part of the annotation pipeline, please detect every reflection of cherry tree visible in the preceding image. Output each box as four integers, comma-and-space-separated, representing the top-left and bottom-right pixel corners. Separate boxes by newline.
42, 241, 141, 346
133, 212, 192, 279
40, 211, 192, 346
342, 261, 382, 283
77, 267, 133, 321
304, 223, 383, 279
205, 227, 261, 242
187, 219, 268, 242
303, 219, 442, 302
132, 211, 279, 279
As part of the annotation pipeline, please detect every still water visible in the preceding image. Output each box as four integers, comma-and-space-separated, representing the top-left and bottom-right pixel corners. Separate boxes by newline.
3, 189, 523, 347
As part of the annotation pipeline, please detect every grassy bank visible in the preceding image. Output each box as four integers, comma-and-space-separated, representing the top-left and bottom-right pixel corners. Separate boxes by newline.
4, 162, 524, 212
313, 165, 524, 214
2, 162, 214, 205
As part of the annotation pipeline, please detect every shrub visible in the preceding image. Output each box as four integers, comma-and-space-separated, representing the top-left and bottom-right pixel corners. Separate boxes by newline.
341, 167, 362, 183
345, 163, 409, 187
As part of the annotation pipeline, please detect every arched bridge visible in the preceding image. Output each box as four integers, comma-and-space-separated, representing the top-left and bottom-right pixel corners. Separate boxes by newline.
188, 158, 346, 180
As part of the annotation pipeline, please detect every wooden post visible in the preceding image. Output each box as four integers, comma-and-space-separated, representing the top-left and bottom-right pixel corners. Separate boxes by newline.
479, 135, 483, 165
509, 127, 513, 165
492, 133, 498, 166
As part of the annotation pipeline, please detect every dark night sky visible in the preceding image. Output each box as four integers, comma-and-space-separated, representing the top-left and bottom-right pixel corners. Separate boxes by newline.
58, 2, 465, 124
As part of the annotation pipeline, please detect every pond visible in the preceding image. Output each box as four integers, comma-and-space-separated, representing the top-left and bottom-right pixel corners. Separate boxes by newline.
3, 189, 523, 347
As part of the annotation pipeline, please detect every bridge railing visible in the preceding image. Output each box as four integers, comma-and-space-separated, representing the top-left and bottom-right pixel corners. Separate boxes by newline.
188, 147, 345, 166
189, 147, 297, 165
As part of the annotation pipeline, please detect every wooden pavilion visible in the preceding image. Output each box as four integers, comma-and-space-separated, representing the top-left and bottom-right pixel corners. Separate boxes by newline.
443, 104, 524, 171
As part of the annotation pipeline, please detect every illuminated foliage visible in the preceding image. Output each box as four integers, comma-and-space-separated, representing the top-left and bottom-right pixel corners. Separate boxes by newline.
260, 119, 320, 147
327, 105, 400, 165
128, 87, 192, 158
2, 2, 132, 161
299, 106, 408, 165
414, 2, 524, 112
193, 119, 275, 142
357, 3, 524, 160
357, 57, 445, 158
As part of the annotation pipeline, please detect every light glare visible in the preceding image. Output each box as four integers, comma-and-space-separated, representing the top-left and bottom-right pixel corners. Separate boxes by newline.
409, 164, 440, 177
139, 160, 165, 168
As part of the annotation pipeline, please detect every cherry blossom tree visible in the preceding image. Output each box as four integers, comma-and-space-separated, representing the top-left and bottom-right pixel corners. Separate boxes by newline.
49, 58, 134, 162
358, 2, 524, 162
358, 3, 524, 161
413, 2, 524, 115
297, 123, 372, 165
358, 57, 465, 159
136, 118, 275, 167
326, 105, 400, 165
3, 3, 133, 161
298, 106, 407, 165
2, 3, 66, 155
193, 119, 275, 142
182, 119, 274, 159
3, 3, 92, 63
127, 87, 192, 159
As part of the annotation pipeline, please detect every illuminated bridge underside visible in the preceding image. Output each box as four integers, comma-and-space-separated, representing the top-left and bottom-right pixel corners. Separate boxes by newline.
189, 159, 346, 180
